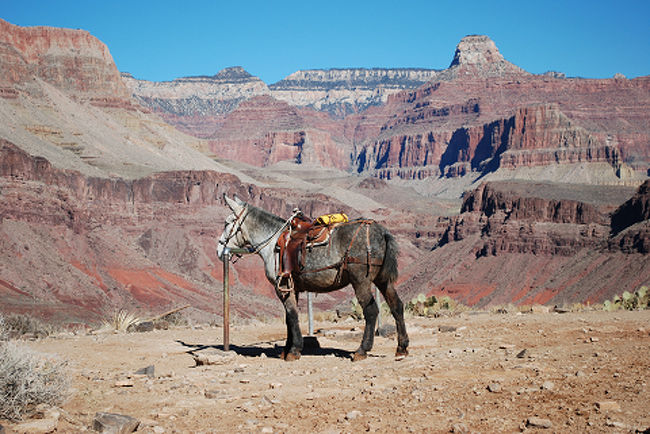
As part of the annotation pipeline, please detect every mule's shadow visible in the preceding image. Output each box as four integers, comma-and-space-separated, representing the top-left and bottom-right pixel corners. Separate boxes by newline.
175, 336, 353, 360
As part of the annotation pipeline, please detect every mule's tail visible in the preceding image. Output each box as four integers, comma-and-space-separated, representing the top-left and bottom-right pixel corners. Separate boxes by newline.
378, 229, 400, 284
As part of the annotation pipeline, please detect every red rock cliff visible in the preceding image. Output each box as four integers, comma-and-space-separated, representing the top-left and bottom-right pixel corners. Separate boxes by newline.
0, 18, 132, 105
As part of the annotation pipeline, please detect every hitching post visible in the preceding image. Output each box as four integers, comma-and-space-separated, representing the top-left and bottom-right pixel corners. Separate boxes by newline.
308, 292, 314, 336
222, 247, 250, 351
222, 249, 230, 351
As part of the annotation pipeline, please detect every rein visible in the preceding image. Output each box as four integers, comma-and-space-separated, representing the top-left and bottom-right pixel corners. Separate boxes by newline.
247, 208, 302, 255
222, 207, 302, 263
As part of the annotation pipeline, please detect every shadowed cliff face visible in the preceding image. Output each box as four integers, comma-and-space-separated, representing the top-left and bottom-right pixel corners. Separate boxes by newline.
396, 181, 649, 308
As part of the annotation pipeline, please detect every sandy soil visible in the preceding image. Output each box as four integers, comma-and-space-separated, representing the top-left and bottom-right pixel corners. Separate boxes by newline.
5, 309, 650, 433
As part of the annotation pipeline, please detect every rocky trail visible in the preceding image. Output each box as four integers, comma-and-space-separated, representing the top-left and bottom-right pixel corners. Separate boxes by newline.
4, 309, 649, 433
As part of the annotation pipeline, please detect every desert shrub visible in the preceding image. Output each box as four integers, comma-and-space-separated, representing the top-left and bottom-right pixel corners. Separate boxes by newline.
0, 314, 8, 341
604, 286, 649, 311
98, 309, 142, 332
350, 298, 364, 320
0, 341, 69, 421
406, 294, 466, 317
0, 313, 53, 339
153, 311, 188, 329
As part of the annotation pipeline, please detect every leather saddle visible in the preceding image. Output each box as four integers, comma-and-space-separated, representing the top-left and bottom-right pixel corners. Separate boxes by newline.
275, 213, 337, 291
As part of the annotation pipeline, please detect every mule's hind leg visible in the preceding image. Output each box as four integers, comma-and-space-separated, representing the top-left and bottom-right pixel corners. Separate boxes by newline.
376, 280, 409, 357
279, 290, 303, 361
351, 280, 379, 362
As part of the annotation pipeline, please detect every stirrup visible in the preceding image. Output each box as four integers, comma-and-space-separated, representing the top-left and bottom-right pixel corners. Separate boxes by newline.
276, 274, 294, 293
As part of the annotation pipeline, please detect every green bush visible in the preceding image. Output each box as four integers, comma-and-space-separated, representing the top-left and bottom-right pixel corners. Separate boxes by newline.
604, 286, 649, 311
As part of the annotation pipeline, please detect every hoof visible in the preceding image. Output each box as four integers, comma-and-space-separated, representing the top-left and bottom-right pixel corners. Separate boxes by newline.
352, 352, 367, 362
284, 352, 301, 362
395, 348, 409, 360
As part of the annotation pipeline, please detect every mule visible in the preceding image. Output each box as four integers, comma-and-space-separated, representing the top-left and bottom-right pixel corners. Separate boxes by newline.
217, 195, 409, 361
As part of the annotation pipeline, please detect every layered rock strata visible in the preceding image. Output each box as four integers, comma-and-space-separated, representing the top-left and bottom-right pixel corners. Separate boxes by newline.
0, 139, 350, 322
122, 67, 269, 137
397, 181, 649, 307
269, 68, 441, 117
357, 104, 623, 179
0, 18, 133, 108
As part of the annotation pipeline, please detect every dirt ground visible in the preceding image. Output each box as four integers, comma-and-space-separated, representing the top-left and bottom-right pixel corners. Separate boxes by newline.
5, 309, 650, 433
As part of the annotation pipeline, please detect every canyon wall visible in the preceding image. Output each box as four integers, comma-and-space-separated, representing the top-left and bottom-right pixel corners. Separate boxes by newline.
0, 139, 351, 323
397, 181, 650, 307
0, 20, 648, 325
121, 33, 650, 181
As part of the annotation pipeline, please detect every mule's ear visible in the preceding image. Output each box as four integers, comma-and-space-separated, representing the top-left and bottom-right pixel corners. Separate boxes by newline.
223, 194, 243, 213
233, 195, 246, 207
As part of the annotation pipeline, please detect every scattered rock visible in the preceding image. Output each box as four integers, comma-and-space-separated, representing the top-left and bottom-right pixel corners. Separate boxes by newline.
92, 412, 140, 433
204, 390, 225, 399
499, 344, 515, 350
135, 365, 155, 378
487, 383, 501, 393
450, 422, 469, 433
318, 329, 337, 338
11, 418, 58, 434
541, 381, 555, 391
192, 349, 236, 366
345, 410, 362, 420
113, 379, 134, 387
595, 401, 621, 412
133, 321, 154, 333
553, 306, 570, 314
526, 417, 553, 429
605, 420, 628, 429
516, 349, 528, 358
438, 325, 457, 333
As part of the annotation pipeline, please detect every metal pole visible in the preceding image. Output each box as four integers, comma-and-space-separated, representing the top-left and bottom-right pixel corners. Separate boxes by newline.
223, 250, 230, 351
308, 292, 314, 336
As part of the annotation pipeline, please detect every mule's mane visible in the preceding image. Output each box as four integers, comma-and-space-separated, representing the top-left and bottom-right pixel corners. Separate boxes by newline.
246, 203, 285, 228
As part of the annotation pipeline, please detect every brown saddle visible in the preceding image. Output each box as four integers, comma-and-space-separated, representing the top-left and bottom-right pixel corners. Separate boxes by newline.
275, 214, 338, 291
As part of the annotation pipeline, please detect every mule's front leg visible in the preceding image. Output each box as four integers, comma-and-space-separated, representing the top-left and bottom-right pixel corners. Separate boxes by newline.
352, 282, 378, 362
281, 291, 303, 361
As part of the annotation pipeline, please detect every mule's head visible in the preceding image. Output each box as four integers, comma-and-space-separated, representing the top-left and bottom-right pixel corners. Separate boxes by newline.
217, 195, 250, 261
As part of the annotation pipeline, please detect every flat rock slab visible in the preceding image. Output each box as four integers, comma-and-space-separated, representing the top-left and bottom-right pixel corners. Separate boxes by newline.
192, 349, 237, 366
11, 418, 58, 434
93, 412, 139, 433
526, 417, 553, 429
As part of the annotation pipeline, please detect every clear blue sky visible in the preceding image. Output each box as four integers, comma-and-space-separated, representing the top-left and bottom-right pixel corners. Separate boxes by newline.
2, 0, 649, 84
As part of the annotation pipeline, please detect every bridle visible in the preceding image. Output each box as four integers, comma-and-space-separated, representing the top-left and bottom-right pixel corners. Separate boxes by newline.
219, 207, 250, 260
219, 206, 303, 263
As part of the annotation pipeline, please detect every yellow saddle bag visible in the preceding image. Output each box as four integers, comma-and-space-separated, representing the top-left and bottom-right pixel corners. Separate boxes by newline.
315, 213, 348, 225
